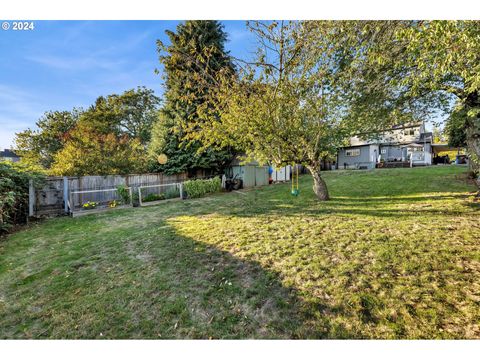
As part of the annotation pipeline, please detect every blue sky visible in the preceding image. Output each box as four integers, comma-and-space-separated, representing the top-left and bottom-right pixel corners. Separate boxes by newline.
0, 20, 257, 149
0, 20, 442, 150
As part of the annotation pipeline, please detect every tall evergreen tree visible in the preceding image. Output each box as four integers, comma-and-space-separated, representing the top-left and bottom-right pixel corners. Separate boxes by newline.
149, 21, 235, 175
445, 105, 468, 148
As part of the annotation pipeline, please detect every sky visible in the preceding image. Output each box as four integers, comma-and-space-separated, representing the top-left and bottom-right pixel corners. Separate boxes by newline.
0, 20, 442, 150
0, 20, 257, 149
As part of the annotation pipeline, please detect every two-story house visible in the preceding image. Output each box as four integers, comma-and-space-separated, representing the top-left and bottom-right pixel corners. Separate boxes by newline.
336, 123, 433, 170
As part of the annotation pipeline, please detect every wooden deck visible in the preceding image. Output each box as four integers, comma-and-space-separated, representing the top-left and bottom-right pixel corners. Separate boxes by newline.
378, 161, 410, 168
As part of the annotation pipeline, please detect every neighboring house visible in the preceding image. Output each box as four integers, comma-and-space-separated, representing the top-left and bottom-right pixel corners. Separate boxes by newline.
336, 123, 433, 170
0, 149, 20, 163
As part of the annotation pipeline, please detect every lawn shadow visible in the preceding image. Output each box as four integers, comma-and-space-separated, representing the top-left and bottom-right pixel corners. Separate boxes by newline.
106, 218, 363, 339
0, 216, 357, 339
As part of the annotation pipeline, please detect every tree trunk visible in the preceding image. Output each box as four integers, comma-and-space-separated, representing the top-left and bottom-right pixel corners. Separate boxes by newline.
307, 165, 329, 201
465, 119, 480, 173
464, 112, 480, 196
464, 93, 480, 194
465, 92, 480, 175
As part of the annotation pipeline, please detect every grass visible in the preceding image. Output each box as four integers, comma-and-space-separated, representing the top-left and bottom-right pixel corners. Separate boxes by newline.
0, 166, 479, 339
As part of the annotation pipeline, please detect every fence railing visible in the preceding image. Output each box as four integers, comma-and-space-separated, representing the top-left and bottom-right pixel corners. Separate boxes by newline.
29, 168, 268, 217
29, 172, 188, 217
69, 187, 133, 214
137, 183, 183, 206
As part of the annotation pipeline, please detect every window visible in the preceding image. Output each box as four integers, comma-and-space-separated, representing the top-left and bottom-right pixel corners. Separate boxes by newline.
404, 129, 415, 136
381, 149, 387, 154
345, 149, 360, 157
407, 146, 424, 153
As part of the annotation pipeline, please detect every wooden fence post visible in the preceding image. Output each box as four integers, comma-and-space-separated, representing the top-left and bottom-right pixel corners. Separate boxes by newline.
63, 176, 69, 214
28, 179, 35, 217
138, 187, 143, 207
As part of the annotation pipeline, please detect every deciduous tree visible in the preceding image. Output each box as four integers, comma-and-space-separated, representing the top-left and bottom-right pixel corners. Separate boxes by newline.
14, 109, 81, 169
49, 122, 145, 176
188, 21, 413, 200
49, 91, 154, 176
109, 87, 160, 145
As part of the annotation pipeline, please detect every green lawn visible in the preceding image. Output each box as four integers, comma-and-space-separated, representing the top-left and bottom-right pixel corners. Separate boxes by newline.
1, 166, 479, 339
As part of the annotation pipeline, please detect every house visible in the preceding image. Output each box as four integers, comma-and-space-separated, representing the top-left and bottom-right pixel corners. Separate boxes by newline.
0, 149, 20, 163
336, 123, 433, 170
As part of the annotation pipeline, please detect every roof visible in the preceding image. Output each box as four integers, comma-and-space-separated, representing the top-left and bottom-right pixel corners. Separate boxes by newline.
431, 143, 465, 153
403, 143, 425, 148
353, 122, 423, 138
0, 149, 19, 158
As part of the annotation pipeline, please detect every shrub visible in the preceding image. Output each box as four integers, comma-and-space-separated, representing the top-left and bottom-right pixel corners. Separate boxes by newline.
183, 177, 221, 199
0, 162, 44, 233
165, 187, 180, 199
116, 185, 131, 204
143, 193, 165, 202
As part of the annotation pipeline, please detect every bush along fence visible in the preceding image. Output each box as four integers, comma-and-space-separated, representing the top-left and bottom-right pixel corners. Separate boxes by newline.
137, 182, 183, 207
1, 162, 44, 233
183, 177, 222, 199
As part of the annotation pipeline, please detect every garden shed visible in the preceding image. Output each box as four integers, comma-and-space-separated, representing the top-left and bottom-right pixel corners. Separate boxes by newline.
227, 159, 269, 188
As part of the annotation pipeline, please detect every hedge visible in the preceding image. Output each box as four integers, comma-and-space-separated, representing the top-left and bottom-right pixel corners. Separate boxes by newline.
0, 162, 44, 233
183, 177, 222, 199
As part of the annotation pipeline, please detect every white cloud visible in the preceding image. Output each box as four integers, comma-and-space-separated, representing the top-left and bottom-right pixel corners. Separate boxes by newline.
26, 54, 127, 71
25, 28, 154, 72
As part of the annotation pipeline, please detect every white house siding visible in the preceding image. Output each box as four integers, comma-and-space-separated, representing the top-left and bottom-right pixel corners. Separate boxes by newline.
349, 124, 423, 147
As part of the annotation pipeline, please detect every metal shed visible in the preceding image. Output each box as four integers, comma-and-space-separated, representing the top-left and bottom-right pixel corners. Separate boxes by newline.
230, 165, 269, 188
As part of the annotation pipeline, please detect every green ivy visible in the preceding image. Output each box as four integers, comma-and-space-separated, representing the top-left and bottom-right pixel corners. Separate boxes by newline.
0, 161, 45, 233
